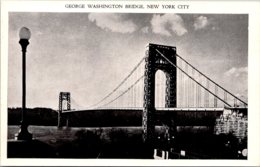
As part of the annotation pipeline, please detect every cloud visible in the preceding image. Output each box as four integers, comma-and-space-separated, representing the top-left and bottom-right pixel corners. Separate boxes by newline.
212, 26, 218, 31
141, 26, 149, 33
36, 31, 43, 36
150, 14, 187, 36
194, 16, 209, 30
224, 67, 248, 77
224, 67, 248, 104
88, 13, 137, 33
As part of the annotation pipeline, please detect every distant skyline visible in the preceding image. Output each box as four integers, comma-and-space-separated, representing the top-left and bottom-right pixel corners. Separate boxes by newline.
8, 13, 248, 109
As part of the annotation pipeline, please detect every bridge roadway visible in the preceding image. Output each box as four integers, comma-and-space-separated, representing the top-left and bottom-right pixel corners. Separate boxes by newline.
59, 107, 234, 127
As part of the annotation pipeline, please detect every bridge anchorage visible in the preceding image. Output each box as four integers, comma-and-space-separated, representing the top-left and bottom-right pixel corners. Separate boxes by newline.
58, 92, 71, 127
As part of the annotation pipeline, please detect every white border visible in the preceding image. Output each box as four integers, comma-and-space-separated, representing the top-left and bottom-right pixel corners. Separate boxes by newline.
1, 0, 260, 166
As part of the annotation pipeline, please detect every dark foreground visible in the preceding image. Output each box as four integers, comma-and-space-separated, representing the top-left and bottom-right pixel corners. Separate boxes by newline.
8, 126, 247, 159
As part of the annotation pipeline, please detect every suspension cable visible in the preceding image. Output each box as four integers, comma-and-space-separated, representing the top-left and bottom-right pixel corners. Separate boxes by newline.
88, 57, 145, 108
98, 75, 144, 108
156, 49, 232, 107
176, 54, 247, 106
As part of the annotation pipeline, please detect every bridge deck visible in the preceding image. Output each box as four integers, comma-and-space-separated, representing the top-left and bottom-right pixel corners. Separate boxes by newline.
62, 107, 225, 113
58, 108, 232, 127
58, 107, 247, 127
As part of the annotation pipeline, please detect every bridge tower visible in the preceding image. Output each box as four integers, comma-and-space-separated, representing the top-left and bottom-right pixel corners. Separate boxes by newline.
143, 43, 177, 144
58, 92, 71, 127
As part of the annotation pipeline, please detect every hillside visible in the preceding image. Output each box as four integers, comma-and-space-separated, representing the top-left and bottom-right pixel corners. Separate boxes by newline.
8, 107, 58, 126
8, 108, 142, 126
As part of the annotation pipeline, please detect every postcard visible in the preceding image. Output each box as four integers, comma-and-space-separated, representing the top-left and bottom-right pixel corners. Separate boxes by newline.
1, 0, 260, 166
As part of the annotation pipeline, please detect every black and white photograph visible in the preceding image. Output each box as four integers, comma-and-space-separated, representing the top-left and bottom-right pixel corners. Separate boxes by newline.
1, 0, 260, 166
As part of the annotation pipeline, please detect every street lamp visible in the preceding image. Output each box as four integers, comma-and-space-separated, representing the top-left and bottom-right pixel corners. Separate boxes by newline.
15, 27, 32, 140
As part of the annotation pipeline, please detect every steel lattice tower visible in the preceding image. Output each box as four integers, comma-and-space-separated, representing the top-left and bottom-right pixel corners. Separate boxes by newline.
58, 92, 71, 127
143, 44, 177, 144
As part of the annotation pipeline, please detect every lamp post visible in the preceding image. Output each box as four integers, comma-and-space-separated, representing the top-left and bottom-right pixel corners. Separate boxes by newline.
15, 27, 32, 140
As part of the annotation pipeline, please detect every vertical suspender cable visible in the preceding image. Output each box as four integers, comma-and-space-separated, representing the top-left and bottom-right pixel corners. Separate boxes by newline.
206, 79, 210, 107
185, 63, 189, 107
224, 91, 227, 107
234, 98, 237, 107
199, 73, 202, 107
176, 54, 247, 106
192, 68, 195, 107
155, 49, 232, 107
214, 85, 218, 107
179, 59, 183, 107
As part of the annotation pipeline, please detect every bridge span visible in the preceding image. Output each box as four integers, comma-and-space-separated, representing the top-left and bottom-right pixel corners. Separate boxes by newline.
58, 44, 248, 143
58, 107, 246, 128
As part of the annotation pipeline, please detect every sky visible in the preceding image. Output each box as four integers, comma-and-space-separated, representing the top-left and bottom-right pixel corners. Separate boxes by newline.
8, 13, 248, 109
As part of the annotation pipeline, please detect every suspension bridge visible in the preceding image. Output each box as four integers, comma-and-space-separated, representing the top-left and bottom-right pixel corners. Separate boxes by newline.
57, 43, 247, 144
